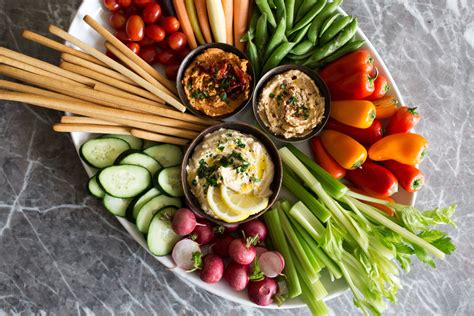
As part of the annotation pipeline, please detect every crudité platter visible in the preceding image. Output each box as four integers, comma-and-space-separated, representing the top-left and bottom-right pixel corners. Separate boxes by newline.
0, 0, 457, 314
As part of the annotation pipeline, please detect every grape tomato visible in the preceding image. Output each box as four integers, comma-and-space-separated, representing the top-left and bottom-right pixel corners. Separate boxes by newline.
168, 32, 187, 50
134, 0, 152, 7
103, 0, 120, 12
143, 3, 162, 24
117, 0, 132, 7
145, 24, 166, 42
139, 46, 158, 64
162, 16, 180, 33
114, 30, 131, 42
156, 50, 176, 65
126, 15, 145, 41
137, 35, 155, 47
108, 12, 127, 30
165, 64, 179, 80
127, 42, 141, 54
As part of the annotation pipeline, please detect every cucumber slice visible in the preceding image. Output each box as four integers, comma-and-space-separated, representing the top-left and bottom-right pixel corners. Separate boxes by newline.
147, 207, 181, 256
143, 140, 159, 149
132, 187, 161, 219
156, 166, 184, 197
136, 195, 182, 233
80, 138, 130, 169
102, 134, 143, 150
98, 165, 151, 198
118, 152, 162, 175
103, 194, 131, 217
88, 175, 105, 198
144, 144, 183, 167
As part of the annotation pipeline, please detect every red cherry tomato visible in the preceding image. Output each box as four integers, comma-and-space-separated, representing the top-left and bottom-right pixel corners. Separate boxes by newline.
108, 12, 127, 30
117, 0, 132, 7
126, 15, 145, 41
143, 3, 162, 24
127, 42, 141, 54
114, 30, 131, 42
139, 46, 158, 64
103, 0, 120, 12
156, 37, 170, 50
137, 35, 155, 47
134, 0, 152, 7
165, 64, 180, 80
123, 5, 139, 17
177, 46, 191, 59
156, 50, 176, 65
162, 16, 180, 33
145, 25, 166, 42
168, 32, 187, 50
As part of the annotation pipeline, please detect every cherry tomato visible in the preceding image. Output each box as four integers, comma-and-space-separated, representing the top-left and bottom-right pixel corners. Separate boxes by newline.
156, 37, 170, 50
143, 3, 162, 24
177, 46, 191, 59
117, 0, 132, 7
165, 64, 180, 80
114, 30, 131, 42
168, 32, 187, 51
145, 25, 165, 42
103, 0, 120, 12
156, 50, 176, 65
126, 15, 145, 41
139, 46, 158, 64
127, 42, 141, 54
108, 12, 127, 30
134, 0, 152, 7
123, 5, 139, 17
162, 16, 180, 33
137, 35, 155, 47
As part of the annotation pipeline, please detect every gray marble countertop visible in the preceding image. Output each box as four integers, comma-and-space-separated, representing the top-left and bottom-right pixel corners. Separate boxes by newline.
1, 0, 473, 315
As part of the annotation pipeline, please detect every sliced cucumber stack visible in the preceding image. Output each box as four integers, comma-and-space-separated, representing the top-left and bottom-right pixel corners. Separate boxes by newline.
103, 194, 131, 217
132, 187, 161, 219
136, 195, 182, 233
101, 134, 143, 150
80, 138, 130, 168
155, 166, 184, 197
147, 207, 182, 256
88, 175, 105, 198
98, 165, 151, 198
144, 144, 183, 167
117, 152, 162, 175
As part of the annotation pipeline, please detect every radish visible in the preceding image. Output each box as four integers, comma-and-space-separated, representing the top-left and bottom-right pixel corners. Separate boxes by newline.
224, 261, 249, 291
255, 246, 268, 258
172, 239, 201, 270
211, 234, 234, 257
228, 238, 256, 265
199, 254, 224, 283
172, 208, 197, 235
191, 220, 214, 245
224, 223, 239, 233
258, 251, 285, 278
241, 219, 267, 242
247, 277, 279, 306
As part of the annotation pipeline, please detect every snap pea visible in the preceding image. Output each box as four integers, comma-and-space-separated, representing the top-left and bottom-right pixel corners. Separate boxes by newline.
287, 48, 316, 60
275, 0, 287, 29
247, 37, 261, 77
289, 23, 311, 44
289, 0, 327, 35
268, 0, 277, 9
255, 14, 268, 54
303, 17, 358, 66
263, 17, 287, 62
256, 0, 277, 27
262, 41, 297, 74
295, 0, 318, 22
319, 16, 353, 45
285, 0, 296, 31
314, 39, 365, 67
290, 39, 314, 55
318, 13, 341, 38
307, 0, 342, 44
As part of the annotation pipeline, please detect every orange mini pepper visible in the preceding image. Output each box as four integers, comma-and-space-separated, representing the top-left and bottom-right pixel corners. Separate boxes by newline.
330, 100, 376, 129
369, 133, 428, 165
372, 95, 399, 119
320, 130, 367, 170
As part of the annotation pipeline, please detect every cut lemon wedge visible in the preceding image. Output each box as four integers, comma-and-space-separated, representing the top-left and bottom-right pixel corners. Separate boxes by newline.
206, 186, 251, 223
220, 186, 269, 215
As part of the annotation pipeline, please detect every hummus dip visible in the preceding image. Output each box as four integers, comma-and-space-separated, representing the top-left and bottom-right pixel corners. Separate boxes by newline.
186, 129, 274, 222
182, 48, 252, 117
257, 69, 325, 139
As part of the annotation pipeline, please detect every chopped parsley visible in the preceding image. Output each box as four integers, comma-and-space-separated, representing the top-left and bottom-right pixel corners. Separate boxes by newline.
235, 138, 246, 148
269, 92, 275, 98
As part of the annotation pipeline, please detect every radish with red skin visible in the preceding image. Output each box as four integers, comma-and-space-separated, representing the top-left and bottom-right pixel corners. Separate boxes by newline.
255, 246, 268, 258
172, 208, 197, 235
241, 219, 267, 242
224, 223, 239, 233
191, 220, 214, 245
172, 239, 201, 270
211, 234, 234, 257
199, 254, 224, 283
247, 277, 279, 306
224, 262, 249, 291
258, 251, 285, 278
228, 238, 256, 265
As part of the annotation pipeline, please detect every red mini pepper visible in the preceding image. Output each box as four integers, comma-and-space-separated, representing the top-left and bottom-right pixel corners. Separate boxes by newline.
381, 160, 424, 192
345, 160, 398, 197
386, 107, 421, 134
366, 74, 390, 100
310, 137, 346, 179
325, 118, 383, 146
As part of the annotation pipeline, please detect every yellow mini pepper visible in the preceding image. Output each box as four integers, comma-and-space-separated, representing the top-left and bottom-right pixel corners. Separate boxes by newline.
369, 133, 428, 165
330, 100, 376, 129
320, 130, 367, 170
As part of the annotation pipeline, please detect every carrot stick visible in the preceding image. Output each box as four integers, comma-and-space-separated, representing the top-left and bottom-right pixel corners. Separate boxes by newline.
173, 0, 198, 49
222, 0, 233, 45
233, 0, 250, 51
195, 0, 213, 43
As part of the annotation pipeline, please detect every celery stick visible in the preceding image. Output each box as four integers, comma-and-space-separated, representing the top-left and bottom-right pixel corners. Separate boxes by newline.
291, 248, 328, 301
300, 280, 330, 316
289, 201, 325, 241
263, 208, 302, 298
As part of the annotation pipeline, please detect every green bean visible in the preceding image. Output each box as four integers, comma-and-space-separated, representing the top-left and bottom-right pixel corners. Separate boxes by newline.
307, 0, 342, 44
290, 23, 311, 44
247, 37, 261, 78
314, 39, 365, 67
275, 0, 287, 29
285, 0, 296, 31
255, 14, 268, 54
303, 17, 357, 66
295, 0, 318, 22
319, 16, 353, 45
290, 39, 314, 55
289, 0, 327, 35
263, 17, 287, 62
262, 41, 297, 73
256, 0, 277, 27
319, 13, 341, 38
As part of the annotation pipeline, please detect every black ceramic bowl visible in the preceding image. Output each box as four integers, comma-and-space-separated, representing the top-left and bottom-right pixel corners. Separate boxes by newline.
176, 43, 256, 120
181, 122, 282, 226
252, 64, 331, 142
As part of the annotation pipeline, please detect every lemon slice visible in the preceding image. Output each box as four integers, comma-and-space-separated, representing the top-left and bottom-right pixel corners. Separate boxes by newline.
220, 186, 269, 215
206, 186, 250, 223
